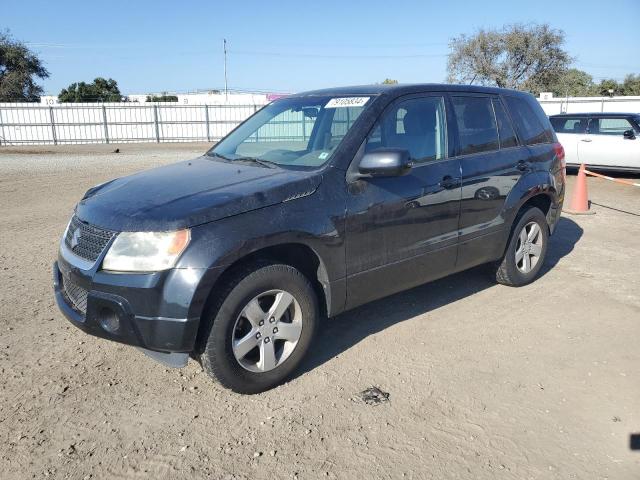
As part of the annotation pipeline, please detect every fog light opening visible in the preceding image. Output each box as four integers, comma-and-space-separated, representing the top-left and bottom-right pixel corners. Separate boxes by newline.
98, 307, 120, 333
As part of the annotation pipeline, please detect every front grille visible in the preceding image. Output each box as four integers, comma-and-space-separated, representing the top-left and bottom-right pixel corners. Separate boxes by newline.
65, 215, 116, 262
62, 274, 88, 314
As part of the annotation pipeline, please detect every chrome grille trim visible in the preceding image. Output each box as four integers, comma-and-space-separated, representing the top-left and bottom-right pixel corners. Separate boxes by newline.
59, 240, 95, 271
64, 215, 116, 263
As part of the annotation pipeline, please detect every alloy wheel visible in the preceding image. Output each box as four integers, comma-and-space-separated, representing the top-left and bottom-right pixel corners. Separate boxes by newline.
515, 221, 543, 274
231, 290, 303, 373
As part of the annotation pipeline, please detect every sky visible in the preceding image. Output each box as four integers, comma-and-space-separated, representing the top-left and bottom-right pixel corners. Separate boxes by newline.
3, 0, 640, 95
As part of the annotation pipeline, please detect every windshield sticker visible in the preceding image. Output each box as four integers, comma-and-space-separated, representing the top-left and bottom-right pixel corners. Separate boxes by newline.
318, 152, 329, 160
325, 97, 370, 108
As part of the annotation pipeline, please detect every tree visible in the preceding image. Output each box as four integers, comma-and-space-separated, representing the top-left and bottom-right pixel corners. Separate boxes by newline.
58, 77, 122, 102
146, 94, 178, 102
549, 68, 595, 97
381, 78, 398, 84
596, 79, 620, 97
0, 31, 49, 102
621, 74, 640, 96
447, 23, 571, 94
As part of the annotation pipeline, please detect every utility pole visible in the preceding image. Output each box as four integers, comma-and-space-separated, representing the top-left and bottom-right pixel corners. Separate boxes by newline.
223, 38, 228, 102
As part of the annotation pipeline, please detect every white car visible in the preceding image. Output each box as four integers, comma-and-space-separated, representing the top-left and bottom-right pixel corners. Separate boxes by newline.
550, 113, 640, 172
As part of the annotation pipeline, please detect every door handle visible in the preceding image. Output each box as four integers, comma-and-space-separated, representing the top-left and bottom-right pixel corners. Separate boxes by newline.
439, 175, 460, 189
580, 138, 592, 143
516, 160, 529, 171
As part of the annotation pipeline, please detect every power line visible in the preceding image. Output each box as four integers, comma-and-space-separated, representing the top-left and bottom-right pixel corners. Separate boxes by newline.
26, 40, 449, 50
228, 50, 447, 59
576, 62, 640, 70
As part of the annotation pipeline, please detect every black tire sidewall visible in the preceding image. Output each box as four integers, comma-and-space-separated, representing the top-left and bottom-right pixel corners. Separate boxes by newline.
204, 264, 318, 394
502, 208, 549, 286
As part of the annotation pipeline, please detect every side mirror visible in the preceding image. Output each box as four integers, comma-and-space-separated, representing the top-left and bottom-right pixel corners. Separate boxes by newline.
357, 148, 412, 178
623, 129, 636, 140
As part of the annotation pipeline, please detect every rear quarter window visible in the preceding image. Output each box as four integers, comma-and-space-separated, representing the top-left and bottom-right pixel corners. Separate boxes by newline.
504, 95, 554, 145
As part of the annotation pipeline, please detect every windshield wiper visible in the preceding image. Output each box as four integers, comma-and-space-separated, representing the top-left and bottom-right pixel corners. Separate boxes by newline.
207, 152, 279, 169
234, 157, 279, 169
206, 152, 232, 161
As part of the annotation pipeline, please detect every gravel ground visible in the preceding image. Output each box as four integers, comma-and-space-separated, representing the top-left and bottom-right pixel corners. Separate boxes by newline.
1, 144, 639, 479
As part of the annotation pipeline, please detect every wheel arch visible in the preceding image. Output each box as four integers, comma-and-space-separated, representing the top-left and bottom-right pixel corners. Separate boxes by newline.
191, 242, 332, 353
517, 192, 554, 221
504, 171, 558, 230
496, 170, 559, 257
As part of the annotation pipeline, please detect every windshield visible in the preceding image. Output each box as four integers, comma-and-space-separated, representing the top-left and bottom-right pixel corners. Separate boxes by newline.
207, 95, 373, 168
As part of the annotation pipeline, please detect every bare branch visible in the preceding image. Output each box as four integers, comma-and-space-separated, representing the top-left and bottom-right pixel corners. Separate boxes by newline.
446, 23, 571, 94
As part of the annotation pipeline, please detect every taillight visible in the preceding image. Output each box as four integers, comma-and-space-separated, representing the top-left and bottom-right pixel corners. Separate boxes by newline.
553, 142, 566, 178
553, 142, 565, 165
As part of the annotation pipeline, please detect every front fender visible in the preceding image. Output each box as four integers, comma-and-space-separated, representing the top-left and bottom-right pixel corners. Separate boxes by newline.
175, 188, 347, 321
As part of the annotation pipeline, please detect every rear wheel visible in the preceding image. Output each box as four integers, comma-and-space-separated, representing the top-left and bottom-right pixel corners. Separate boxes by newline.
200, 261, 318, 394
494, 207, 549, 287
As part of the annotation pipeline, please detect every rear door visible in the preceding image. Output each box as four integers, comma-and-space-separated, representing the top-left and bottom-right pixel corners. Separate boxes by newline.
452, 94, 526, 268
549, 116, 587, 166
578, 116, 640, 169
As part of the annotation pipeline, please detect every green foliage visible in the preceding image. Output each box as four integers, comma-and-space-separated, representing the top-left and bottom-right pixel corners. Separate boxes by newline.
596, 79, 620, 96
549, 68, 595, 97
381, 78, 399, 85
447, 23, 571, 94
549, 71, 640, 97
621, 74, 640, 96
146, 94, 178, 102
58, 77, 122, 103
0, 31, 49, 102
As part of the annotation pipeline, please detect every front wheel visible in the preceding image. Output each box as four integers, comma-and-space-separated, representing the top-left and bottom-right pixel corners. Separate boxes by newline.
494, 207, 549, 287
200, 262, 318, 394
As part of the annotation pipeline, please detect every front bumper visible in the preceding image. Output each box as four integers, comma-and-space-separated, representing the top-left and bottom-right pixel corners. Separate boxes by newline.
53, 259, 202, 355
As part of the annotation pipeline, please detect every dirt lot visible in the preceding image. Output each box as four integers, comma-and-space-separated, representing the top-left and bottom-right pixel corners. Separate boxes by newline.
1, 143, 639, 479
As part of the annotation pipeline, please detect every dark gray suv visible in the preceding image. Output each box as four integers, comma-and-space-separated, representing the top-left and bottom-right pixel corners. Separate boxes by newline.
54, 84, 566, 393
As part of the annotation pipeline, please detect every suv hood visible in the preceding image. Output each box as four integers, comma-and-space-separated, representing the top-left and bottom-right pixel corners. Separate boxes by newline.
75, 156, 322, 231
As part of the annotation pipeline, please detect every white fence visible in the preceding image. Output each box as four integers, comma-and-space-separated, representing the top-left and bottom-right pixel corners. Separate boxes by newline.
2, 96, 640, 147
0, 102, 268, 146
538, 95, 640, 116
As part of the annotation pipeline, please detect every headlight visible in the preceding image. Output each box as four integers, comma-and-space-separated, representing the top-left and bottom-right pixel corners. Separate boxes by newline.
102, 229, 190, 272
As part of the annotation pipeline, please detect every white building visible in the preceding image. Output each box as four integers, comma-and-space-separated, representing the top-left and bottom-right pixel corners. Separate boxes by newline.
40, 90, 275, 106
537, 92, 640, 115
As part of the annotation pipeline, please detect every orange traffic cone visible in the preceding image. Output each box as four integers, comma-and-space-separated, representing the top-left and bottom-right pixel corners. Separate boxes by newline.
564, 163, 595, 215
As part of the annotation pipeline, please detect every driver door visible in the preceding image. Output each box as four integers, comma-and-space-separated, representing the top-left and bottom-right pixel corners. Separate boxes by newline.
344, 94, 462, 309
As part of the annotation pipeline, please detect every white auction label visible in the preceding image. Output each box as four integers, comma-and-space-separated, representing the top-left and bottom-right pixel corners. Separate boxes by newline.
325, 97, 370, 108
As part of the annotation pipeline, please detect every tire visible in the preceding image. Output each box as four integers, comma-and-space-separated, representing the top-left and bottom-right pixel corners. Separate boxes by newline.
494, 207, 549, 287
199, 261, 318, 394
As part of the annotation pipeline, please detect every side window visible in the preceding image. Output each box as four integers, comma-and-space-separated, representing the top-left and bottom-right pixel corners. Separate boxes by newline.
451, 96, 499, 155
365, 96, 446, 163
550, 117, 588, 134
492, 99, 518, 148
504, 95, 553, 145
589, 117, 635, 135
